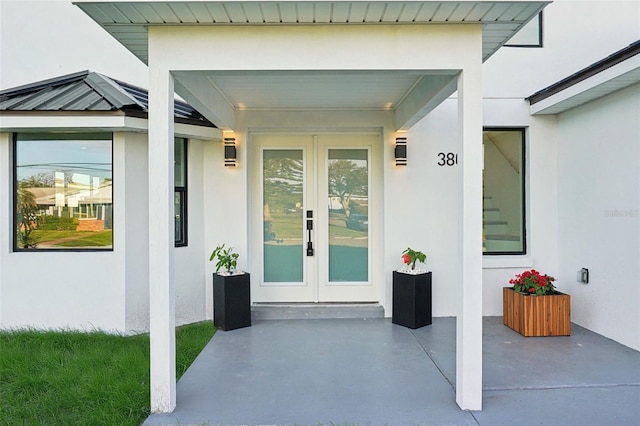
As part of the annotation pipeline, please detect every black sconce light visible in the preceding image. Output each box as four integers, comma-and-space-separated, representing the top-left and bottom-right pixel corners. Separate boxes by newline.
224, 138, 237, 167
395, 136, 407, 166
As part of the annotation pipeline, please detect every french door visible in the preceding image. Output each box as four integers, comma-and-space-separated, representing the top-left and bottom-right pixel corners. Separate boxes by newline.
250, 133, 380, 303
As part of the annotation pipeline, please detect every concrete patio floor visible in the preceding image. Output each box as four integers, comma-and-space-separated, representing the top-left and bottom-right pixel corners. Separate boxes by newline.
144, 317, 640, 426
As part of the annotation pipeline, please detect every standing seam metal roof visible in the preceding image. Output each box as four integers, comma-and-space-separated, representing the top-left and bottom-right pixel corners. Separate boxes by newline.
0, 70, 216, 128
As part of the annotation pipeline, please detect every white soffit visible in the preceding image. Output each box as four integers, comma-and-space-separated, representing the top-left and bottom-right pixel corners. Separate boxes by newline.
74, 1, 548, 63
529, 47, 640, 115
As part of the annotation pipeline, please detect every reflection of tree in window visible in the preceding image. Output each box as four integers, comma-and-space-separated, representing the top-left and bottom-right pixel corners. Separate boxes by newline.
263, 156, 303, 211
16, 183, 38, 248
262, 150, 305, 283
263, 152, 303, 241
328, 159, 367, 218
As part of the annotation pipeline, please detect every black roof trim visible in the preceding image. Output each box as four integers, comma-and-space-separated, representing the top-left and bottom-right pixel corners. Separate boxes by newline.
528, 40, 640, 105
0, 71, 216, 128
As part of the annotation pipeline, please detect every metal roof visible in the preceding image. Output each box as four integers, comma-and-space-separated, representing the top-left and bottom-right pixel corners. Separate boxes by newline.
74, 1, 549, 62
528, 40, 640, 114
0, 70, 216, 127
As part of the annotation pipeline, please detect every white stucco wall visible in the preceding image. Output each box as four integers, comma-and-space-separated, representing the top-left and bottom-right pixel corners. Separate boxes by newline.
0, 1, 148, 90
124, 132, 150, 333
556, 83, 640, 351
0, 131, 127, 332
202, 134, 249, 319
397, 100, 460, 316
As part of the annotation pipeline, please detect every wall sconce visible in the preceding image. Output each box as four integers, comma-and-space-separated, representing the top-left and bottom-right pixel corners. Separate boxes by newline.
224, 138, 237, 167
395, 137, 407, 166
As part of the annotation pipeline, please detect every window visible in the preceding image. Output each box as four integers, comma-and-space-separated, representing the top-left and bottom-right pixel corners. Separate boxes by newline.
174, 138, 187, 246
14, 133, 113, 250
505, 12, 543, 47
483, 128, 526, 255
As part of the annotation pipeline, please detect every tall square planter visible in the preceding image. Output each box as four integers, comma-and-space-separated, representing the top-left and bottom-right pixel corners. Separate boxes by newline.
213, 272, 251, 331
503, 287, 571, 336
392, 271, 432, 329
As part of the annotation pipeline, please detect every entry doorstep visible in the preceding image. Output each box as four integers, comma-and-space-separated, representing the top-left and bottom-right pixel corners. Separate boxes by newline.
251, 303, 385, 321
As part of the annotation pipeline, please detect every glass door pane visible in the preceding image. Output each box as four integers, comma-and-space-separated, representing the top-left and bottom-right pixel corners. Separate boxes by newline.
263, 149, 305, 283
327, 149, 369, 282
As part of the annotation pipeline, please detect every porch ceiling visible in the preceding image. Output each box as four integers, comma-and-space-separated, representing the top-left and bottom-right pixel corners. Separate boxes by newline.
171, 69, 460, 130
175, 70, 436, 110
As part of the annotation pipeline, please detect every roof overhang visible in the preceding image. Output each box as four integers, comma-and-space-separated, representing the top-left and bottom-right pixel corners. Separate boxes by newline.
529, 40, 640, 115
74, 1, 548, 130
0, 111, 223, 140
74, 1, 548, 63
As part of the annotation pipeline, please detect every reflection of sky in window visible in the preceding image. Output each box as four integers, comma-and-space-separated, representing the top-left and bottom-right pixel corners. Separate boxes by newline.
16, 139, 112, 181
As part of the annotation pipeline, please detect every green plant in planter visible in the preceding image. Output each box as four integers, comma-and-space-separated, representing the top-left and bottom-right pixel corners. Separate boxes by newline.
209, 243, 239, 274
402, 247, 427, 270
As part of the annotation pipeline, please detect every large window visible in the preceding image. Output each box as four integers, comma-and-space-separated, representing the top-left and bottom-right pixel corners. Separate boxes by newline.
14, 133, 113, 250
483, 128, 526, 255
174, 138, 187, 246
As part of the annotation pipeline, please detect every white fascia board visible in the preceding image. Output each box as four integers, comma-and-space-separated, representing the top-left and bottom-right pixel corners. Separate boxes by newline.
0, 114, 136, 133
174, 123, 222, 140
0, 114, 221, 140
122, 116, 222, 140
530, 54, 640, 115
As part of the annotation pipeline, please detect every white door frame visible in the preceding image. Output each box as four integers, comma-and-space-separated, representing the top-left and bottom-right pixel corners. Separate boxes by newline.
249, 131, 383, 303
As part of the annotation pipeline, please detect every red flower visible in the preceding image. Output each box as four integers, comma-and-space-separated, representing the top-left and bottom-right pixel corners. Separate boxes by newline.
510, 269, 557, 295
402, 254, 410, 264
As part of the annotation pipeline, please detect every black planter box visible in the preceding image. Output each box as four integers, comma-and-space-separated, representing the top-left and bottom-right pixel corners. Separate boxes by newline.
392, 271, 432, 329
213, 272, 251, 331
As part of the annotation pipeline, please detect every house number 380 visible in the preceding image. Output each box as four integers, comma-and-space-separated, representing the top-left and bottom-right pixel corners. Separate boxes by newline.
437, 152, 458, 166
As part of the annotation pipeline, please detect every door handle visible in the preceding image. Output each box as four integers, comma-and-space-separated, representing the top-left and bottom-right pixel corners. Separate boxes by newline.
306, 210, 314, 256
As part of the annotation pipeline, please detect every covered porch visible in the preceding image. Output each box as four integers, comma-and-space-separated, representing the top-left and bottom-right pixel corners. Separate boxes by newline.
75, 0, 549, 413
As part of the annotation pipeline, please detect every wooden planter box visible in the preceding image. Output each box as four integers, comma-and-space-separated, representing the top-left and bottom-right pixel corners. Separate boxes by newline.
503, 287, 571, 336
392, 271, 432, 329
213, 272, 251, 331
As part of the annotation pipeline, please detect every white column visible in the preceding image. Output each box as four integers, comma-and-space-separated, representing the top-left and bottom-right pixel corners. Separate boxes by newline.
148, 65, 176, 413
456, 65, 483, 410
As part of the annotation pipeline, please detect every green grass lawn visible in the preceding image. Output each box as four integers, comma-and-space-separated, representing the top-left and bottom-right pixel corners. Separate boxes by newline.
53, 230, 113, 247
30, 230, 113, 247
0, 321, 215, 426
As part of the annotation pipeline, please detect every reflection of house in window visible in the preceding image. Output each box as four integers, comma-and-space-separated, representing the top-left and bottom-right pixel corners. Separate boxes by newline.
14, 134, 113, 250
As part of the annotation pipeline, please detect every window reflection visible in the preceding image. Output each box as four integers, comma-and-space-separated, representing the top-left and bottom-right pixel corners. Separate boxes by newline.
14, 133, 113, 250
328, 149, 369, 282
262, 149, 304, 282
